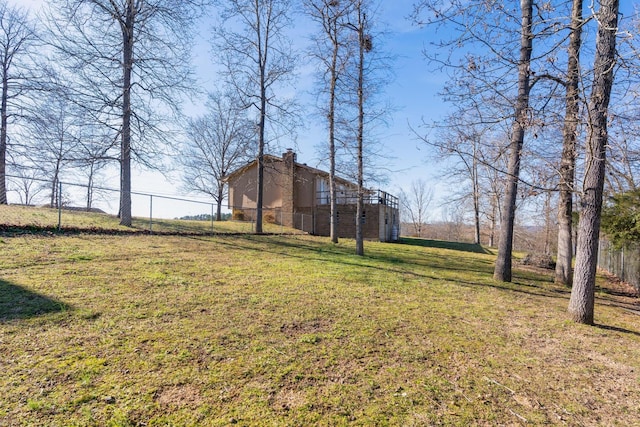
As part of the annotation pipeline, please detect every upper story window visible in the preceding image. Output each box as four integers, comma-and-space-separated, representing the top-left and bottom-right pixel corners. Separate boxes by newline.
316, 178, 329, 205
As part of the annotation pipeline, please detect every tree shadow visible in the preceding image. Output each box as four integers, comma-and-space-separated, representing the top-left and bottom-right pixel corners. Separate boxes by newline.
0, 279, 70, 321
595, 323, 640, 338
189, 235, 638, 319
399, 237, 493, 255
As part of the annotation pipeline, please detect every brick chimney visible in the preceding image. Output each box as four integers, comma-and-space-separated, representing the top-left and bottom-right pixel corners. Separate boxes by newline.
281, 149, 296, 227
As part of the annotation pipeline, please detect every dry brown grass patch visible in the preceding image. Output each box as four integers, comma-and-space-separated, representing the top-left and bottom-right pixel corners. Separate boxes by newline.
155, 385, 204, 408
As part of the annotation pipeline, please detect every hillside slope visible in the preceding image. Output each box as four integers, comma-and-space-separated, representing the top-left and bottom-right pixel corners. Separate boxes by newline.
1, 232, 639, 425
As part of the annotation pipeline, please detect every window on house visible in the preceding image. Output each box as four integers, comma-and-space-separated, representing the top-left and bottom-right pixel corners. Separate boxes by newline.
317, 178, 329, 205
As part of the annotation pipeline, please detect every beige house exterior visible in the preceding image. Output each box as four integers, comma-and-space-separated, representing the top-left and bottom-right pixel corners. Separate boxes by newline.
226, 150, 400, 242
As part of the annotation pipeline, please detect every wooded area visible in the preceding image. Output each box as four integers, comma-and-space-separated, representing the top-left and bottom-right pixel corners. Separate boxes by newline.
411, 0, 632, 324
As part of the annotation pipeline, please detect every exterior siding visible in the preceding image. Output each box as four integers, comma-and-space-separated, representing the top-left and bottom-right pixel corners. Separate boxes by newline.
294, 167, 317, 209
227, 152, 400, 241
228, 159, 285, 209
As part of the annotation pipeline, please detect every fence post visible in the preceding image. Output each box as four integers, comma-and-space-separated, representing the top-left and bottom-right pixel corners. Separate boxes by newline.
149, 195, 153, 234
57, 180, 62, 231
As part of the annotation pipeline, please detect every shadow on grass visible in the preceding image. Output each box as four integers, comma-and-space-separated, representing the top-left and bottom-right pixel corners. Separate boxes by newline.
201, 235, 568, 299
595, 323, 640, 338
0, 279, 70, 321
399, 237, 493, 255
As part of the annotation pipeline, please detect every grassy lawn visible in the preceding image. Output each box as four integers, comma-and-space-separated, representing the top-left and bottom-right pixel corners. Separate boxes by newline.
0, 204, 300, 235
1, 214, 640, 425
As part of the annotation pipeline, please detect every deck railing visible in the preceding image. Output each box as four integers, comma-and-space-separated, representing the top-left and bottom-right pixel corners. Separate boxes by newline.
316, 189, 398, 209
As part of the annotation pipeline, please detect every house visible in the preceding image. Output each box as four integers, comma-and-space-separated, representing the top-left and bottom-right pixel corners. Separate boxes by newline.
225, 149, 400, 242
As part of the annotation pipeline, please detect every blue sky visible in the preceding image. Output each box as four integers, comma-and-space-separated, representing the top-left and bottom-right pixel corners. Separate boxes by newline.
9, 1, 640, 226
188, 0, 446, 202
12, 0, 449, 218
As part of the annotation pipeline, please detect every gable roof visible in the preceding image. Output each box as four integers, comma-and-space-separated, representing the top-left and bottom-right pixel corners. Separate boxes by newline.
224, 153, 358, 189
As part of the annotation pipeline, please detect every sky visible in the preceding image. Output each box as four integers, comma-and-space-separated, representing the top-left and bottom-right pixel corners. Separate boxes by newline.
8, 0, 452, 219
187, 0, 447, 208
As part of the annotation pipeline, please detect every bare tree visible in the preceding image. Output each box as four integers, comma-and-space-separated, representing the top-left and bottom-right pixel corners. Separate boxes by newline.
215, 0, 298, 233
492, 0, 535, 282
412, 1, 570, 280
568, 0, 619, 325
0, 1, 37, 204
73, 124, 116, 211
45, 0, 204, 225
441, 204, 466, 243
22, 94, 81, 207
352, 0, 369, 256
477, 138, 511, 248
180, 91, 254, 221
306, 0, 354, 244
399, 179, 433, 237
556, 0, 585, 286
427, 110, 491, 245
341, 0, 391, 256
8, 168, 43, 205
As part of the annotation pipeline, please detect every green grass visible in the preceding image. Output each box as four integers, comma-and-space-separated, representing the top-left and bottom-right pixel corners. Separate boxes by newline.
1, 207, 640, 425
0, 204, 300, 235
399, 236, 493, 254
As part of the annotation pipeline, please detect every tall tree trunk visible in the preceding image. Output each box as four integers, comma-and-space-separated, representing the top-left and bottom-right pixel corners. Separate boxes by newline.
544, 191, 552, 254
489, 202, 496, 247
255, 0, 267, 235
0, 65, 7, 205
86, 163, 94, 211
329, 15, 339, 244
216, 184, 224, 221
472, 145, 481, 245
256, 81, 266, 233
50, 175, 57, 208
493, 0, 534, 282
355, 6, 365, 257
569, 0, 618, 325
119, 0, 134, 227
556, 0, 584, 285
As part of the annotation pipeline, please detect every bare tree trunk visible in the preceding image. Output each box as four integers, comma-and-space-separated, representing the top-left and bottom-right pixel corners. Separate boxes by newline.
544, 191, 552, 254
355, 5, 366, 257
556, 0, 583, 285
86, 163, 94, 211
50, 175, 57, 208
50, 160, 62, 208
216, 184, 224, 221
489, 203, 496, 247
493, 0, 534, 282
307, 0, 351, 243
256, 88, 266, 233
0, 66, 7, 205
119, 0, 134, 227
329, 10, 339, 244
472, 145, 481, 245
254, 0, 269, 235
569, 0, 618, 325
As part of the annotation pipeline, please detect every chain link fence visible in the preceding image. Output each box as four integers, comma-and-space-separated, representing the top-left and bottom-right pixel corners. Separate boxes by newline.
598, 237, 640, 292
230, 207, 313, 234
3, 174, 305, 235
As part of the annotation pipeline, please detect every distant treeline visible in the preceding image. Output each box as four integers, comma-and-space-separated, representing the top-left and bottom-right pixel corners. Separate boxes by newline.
177, 213, 232, 221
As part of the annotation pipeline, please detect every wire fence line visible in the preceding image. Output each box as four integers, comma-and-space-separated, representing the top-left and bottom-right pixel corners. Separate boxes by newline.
230, 207, 314, 233
3, 174, 251, 234
598, 238, 640, 293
